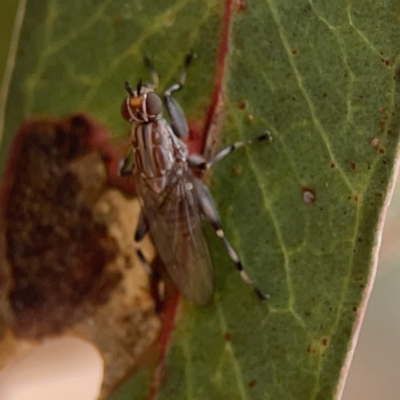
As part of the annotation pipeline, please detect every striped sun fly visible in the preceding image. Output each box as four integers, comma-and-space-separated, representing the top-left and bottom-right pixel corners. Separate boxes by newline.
120, 54, 270, 305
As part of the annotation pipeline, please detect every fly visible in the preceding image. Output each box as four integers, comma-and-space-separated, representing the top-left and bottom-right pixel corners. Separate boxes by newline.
120, 54, 270, 305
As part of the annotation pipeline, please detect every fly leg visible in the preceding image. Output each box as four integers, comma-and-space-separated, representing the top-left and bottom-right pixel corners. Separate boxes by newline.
134, 211, 164, 307
163, 53, 196, 140
134, 211, 153, 275
192, 179, 270, 300
188, 131, 272, 171
118, 149, 135, 177
143, 55, 159, 89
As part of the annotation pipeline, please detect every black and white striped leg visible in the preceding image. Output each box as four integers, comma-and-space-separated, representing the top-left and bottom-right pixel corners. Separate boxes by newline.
163, 53, 196, 140
134, 211, 165, 306
134, 211, 153, 275
164, 52, 196, 96
193, 179, 269, 300
188, 131, 272, 171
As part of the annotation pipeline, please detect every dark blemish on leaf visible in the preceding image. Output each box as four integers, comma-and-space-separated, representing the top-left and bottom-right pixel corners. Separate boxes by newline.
379, 148, 385, 154
248, 380, 257, 388
375, 192, 382, 197
237, 100, 246, 110
353, 306, 357, 312
330, 162, 335, 168
224, 332, 232, 341
1, 115, 121, 339
382, 58, 394, 67
304, 311, 311, 317
302, 187, 316, 204
321, 337, 328, 347
350, 162, 356, 170
370, 137, 380, 147
291, 49, 298, 55
323, 93, 327, 98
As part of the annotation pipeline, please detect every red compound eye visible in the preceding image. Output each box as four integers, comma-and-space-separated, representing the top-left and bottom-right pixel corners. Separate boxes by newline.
121, 98, 131, 121
145, 92, 162, 116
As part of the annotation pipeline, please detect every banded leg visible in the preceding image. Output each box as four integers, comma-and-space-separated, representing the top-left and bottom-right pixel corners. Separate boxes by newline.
188, 131, 272, 171
163, 53, 196, 140
134, 211, 153, 275
193, 179, 269, 300
134, 211, 164, 306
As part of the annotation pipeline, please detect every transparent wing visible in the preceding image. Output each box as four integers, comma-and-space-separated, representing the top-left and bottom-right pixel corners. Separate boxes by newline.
137, 171, 213, 305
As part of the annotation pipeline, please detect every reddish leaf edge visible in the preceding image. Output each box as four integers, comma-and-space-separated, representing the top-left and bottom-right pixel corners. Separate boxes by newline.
145, 0, 236, 398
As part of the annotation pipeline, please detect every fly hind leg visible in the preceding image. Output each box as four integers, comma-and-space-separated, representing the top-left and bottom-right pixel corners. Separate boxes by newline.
193, 178, 269, 300
134, 211, 153, 275
134, 211, 164, 308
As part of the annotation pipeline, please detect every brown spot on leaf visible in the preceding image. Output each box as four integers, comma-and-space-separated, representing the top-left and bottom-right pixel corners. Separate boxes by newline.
237, 100, 246, 110
370, 137, 380, 147
248, 379, 257, 388
382, 58, 395, 67
1, 115, 122, 339
302, 187, 316, 204
232, 165, 243, 175
224, 332, 232, 341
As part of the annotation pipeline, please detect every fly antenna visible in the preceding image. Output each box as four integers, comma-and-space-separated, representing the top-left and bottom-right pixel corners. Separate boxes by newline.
125, 81, 134, 96
137, 79, 143, 95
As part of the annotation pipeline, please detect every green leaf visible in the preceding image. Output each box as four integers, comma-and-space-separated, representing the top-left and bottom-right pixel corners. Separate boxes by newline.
2, 1, 400, 400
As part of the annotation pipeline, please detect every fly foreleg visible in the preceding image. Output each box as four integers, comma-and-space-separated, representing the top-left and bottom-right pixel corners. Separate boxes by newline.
118, 151, 135, 177
163, 53, 196, 140
193, 179, 269, 300
188, 131, 272, 171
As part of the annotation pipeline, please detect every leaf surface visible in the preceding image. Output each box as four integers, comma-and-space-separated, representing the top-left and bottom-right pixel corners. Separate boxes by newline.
1, 1, 400, 399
